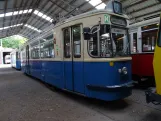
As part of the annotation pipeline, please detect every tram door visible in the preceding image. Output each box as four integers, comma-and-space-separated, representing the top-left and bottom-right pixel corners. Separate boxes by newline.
26, 45, 30, 74
63, 25, 84, 94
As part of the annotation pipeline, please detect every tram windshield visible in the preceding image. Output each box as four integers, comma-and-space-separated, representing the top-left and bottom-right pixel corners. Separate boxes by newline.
111, 27, 129, 56
89, 25, 130, 58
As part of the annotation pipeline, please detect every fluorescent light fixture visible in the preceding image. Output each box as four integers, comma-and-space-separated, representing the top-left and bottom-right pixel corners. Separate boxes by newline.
45, 16, 52, 21
96, 3, 106, 9
37, 12, 43, 17
42, 14, 47, 19
0, 14, 4, 17
5, 12, 13, 16
4, 26, 10, 29
49, 19, 53, 23
0, 9, 32, 18
33, 10, 53, 23
34, 10, 39, 15
28, 9, 32, 13
13, 11, 18, 15
89, 0, 102, 6
86, 0, 106, 9
19, 10, 23, 14
25, 24, 42, 33
0, 23, 23, 31
23, 10, 28, 14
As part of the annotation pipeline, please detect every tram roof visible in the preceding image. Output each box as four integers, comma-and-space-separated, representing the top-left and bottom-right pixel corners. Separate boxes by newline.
0, 0, 160, 40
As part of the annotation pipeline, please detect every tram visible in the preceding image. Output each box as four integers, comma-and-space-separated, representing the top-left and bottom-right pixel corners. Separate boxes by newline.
10, 49, 21, 70
4, 55, 11, 64
129, 17, 160, 85
22, 0, 133, 101
145, 15, 161, 104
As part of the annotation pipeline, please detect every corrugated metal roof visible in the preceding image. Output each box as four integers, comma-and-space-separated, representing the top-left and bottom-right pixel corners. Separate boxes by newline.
0, 0, 161, 39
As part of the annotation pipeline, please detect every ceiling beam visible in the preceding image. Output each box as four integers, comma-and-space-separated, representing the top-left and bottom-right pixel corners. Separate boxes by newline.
132, 8, 161, 21
1, 0, 8, 35
127, 2, 160, 15
6, 0, 18, 36
123, 0, 146, 9
37, 0, 79, 30
17, 0, 41, 38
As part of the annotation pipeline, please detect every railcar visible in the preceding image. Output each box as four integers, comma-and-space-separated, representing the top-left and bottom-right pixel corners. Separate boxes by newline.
129, 17, 160, 85
145, 15, 161, 104
5, 55, 11, 64
10, 49, 21, 70
22, 0, 133, 101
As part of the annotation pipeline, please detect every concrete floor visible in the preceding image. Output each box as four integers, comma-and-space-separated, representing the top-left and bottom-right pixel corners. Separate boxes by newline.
0, 65, 161, 121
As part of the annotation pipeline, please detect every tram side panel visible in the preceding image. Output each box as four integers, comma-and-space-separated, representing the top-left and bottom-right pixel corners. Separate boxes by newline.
129, 20, 159, 84
44, 28, 64, 89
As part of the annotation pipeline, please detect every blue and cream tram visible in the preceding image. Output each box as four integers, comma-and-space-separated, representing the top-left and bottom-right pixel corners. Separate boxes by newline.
11, 49, 21, 70
22, 0, 133, 101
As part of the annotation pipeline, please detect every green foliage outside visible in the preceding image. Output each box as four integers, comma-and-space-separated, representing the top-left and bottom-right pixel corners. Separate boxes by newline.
0, 35, 27, 49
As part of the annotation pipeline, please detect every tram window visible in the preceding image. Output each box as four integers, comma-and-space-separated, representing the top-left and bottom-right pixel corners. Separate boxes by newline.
142, 30, 157, 52
40, 34, 54, 58
64, 28, 70, 58
41, 41, 54, 58
133, 33, 137, 53
31, 45, 40, 59
89, 25, 112, 57
72, 25, 81, 58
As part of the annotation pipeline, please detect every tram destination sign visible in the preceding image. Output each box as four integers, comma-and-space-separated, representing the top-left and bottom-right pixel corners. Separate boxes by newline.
111, 16, 127, 26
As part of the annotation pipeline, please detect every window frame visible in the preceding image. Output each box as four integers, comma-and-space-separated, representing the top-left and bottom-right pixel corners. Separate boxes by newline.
141, 29, 158, 52
158, 18, 161, 47
132, 32, 137, 53
72, 25, 81, 58
30, 42, 40, 59
87, 24, 113, 58
63, 27, 71, 58
111, 25, 130, 57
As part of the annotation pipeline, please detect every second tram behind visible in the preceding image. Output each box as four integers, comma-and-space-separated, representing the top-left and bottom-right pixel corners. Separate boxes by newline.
11, 49, 21, 70
129, 17, 160, 85
21, 0, 133, 101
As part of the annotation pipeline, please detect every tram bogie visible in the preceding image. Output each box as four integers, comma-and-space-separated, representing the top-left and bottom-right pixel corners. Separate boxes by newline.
21, 0, 133, 101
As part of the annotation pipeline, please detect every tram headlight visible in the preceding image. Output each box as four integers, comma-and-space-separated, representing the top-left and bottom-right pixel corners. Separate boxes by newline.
122, 67, 127, 75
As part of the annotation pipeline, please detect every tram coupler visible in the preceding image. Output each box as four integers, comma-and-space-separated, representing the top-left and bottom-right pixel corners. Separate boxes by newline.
145, 87, 161, 104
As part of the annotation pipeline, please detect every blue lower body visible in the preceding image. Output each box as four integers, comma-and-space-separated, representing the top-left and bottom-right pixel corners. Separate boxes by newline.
24, 60, 132, 101
16, 60, 21, 70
